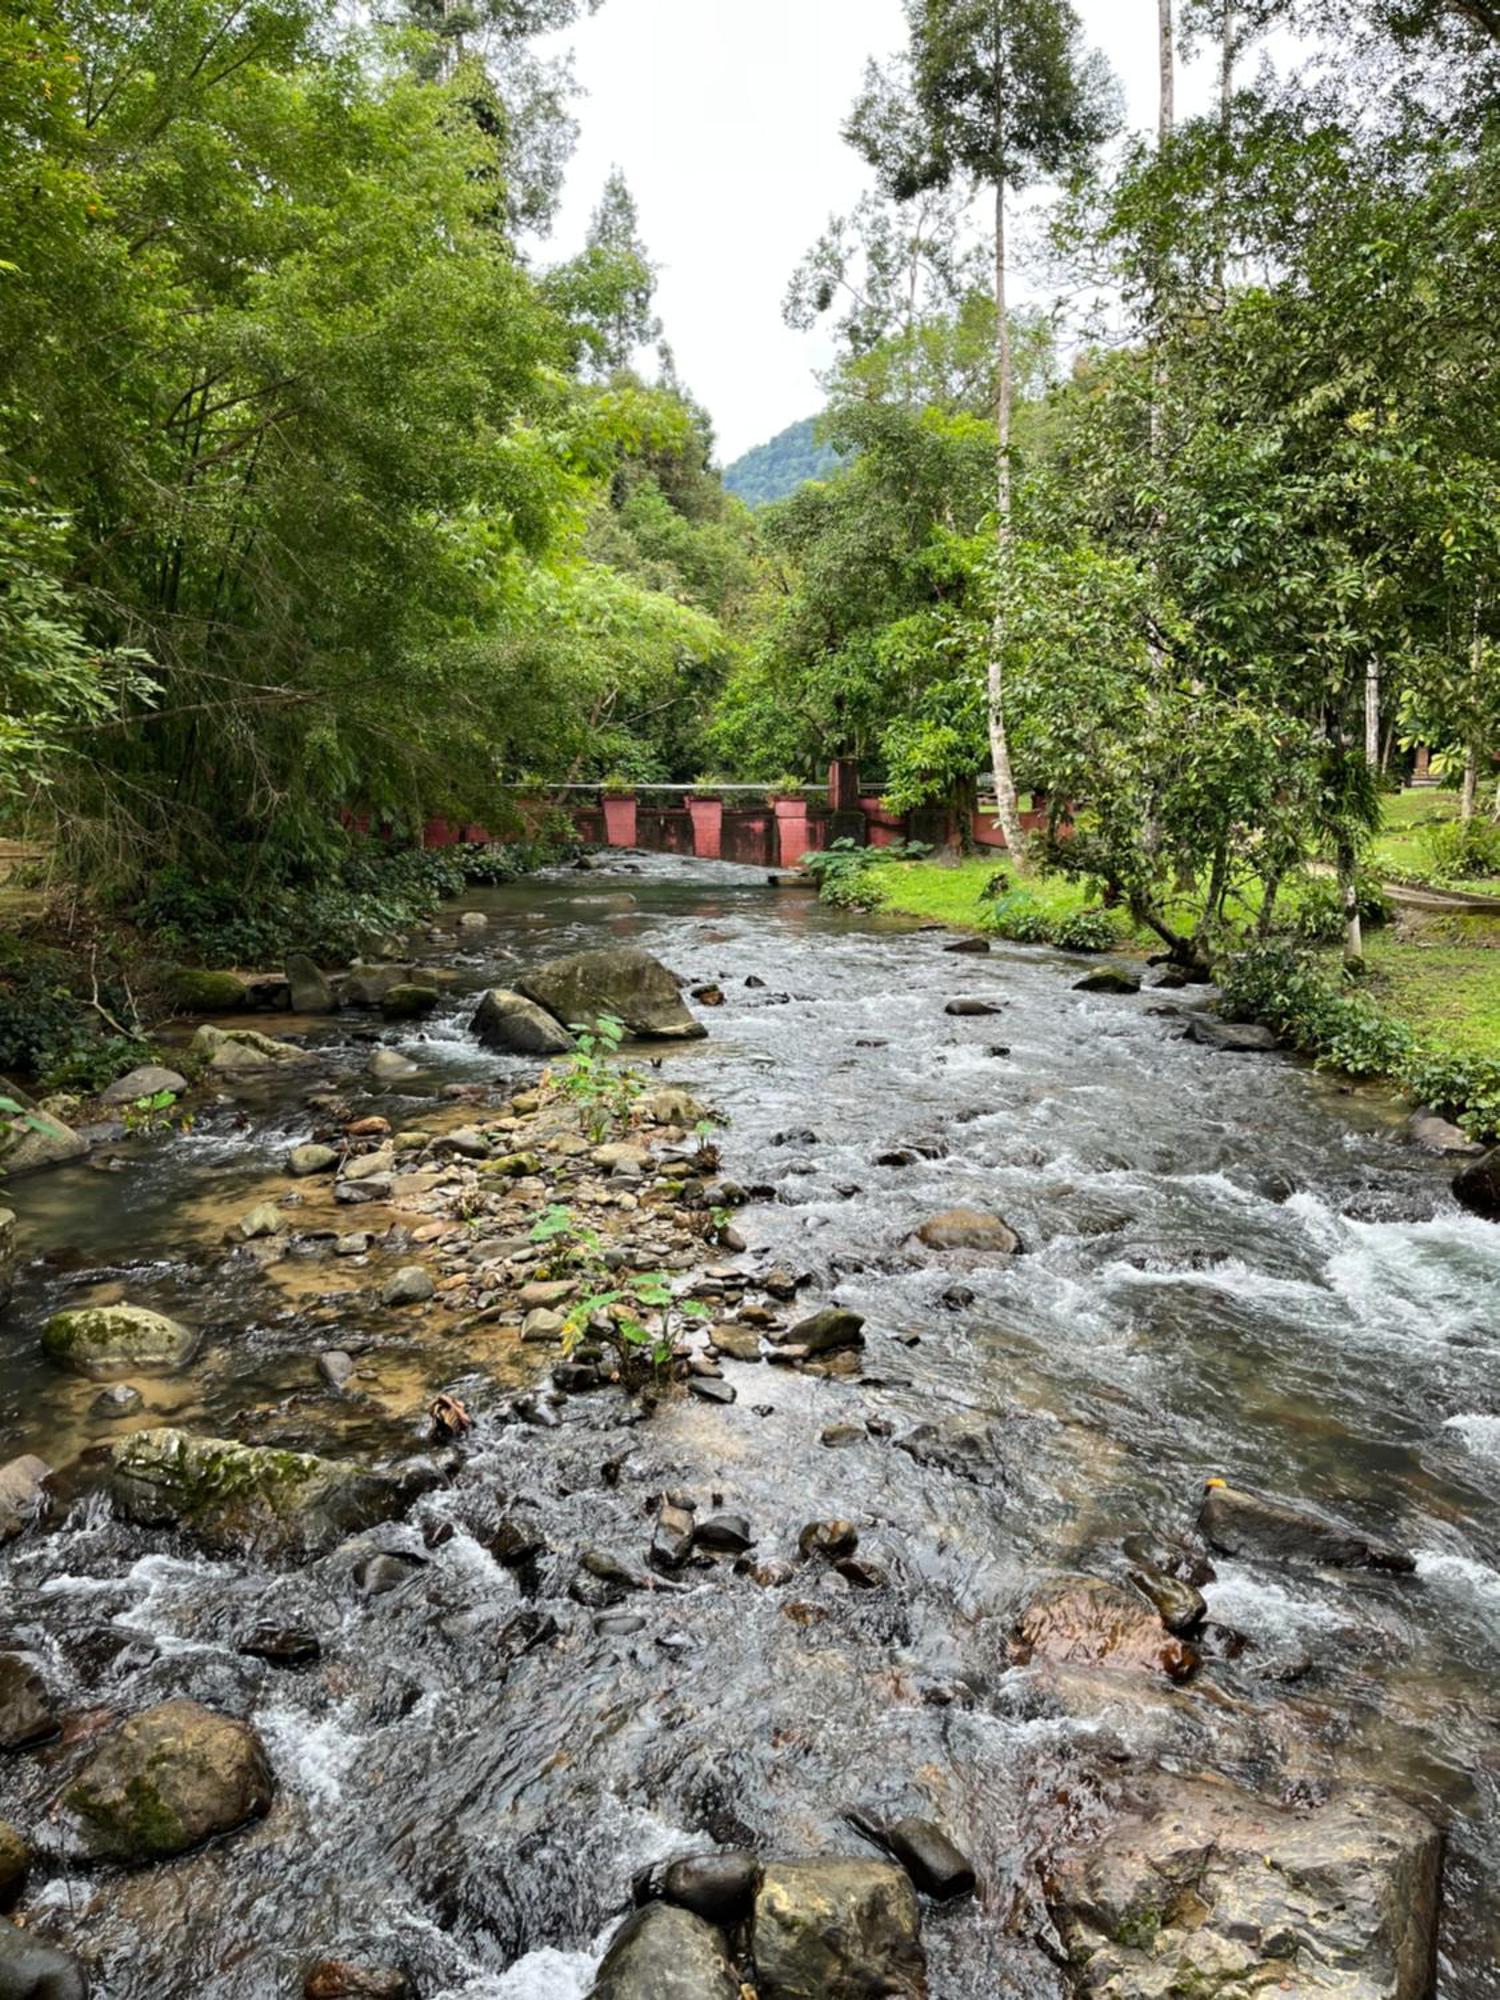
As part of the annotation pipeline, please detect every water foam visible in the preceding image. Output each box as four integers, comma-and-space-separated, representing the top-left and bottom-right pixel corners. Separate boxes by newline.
1443, 1413, 1500, 1462
257, 1704, 366, 1808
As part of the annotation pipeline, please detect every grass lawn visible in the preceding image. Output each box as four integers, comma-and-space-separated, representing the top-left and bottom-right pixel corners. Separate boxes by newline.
1358, 915, 1500, 1059
873, 856, 1153, 946
1370, 787, 1500, 896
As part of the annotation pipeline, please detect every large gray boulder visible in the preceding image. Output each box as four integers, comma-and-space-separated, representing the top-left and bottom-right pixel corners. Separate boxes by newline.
518, 948, 706, 1042
55, 1698, 272, 1865
1453, 1146, 1500, 1221
0, 1106, 87, 1177
42, 1304, 200, 1381
471, 988, 574, 1057
108, 1428, 412, 1558
1052, 1774, 1440, 2000
99, 1064, 188, 1107
190, 1024, 309, 1074
752, 1860, 925, 1999
1198, 1481, 1415, 1573
589, 1904, 739, 2000
0, 1457, 48, 1544
286, 953, 336, 1014
0, 1915, 88, 1998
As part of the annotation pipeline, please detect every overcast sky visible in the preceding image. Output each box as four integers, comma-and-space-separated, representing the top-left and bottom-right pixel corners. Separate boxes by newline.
537, 2, 1290, 464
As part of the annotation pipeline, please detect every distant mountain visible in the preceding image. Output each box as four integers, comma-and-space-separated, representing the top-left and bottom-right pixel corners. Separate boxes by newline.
722, 416, 842, 508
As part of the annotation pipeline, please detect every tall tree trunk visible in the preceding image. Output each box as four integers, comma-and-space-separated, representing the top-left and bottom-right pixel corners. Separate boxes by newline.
1159, 0, 1175, 138
1215, 2, 1234, 297
1364, 660, 1380, 767
987, 173, 1027, 866
1337, 833, 1363, 966
1461, 742, 1479, 821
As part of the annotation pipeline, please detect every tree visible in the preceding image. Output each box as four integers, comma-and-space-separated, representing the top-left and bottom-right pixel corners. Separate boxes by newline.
544, 168, 662, 373
846, 2, 1116, 865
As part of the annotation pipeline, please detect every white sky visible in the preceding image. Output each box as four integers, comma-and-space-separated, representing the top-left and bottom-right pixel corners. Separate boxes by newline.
538, 2, 1294, 462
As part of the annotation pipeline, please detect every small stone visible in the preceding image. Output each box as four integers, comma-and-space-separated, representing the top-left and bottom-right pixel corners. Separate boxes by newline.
799, 1519, 858, 1560
821, 1423, 865, 1448
885, 1817, 976, 1901
710, 1326, 762, 1361
651, 1502, 696, 1571
354, 1552, 425, 1596
0, 1654, 58, 1750
240, 1624, 321, 1667
288, 1142, 340, 1177
1185, 1016, 1280, 1052
380, 1266, 434, 1307
303, 1958, 411, 1998
519, 1280, 575, 1309
835, 1555, 887, 1589
459, 911, 488, 930
369, 1048, 419, 1082
596, 1613, 647, 1636
318, 1350, 356, 1392
692, 1513, 753, 1554
522, 1307, 567, 1343
89, 1382, 143, 1419
334, 1233, 371, 1258
781, 1306, 865, 1355
234, 1201, 285, 1242
688, 1377, 736, 1405
661, 1850, 760, 1924
944, 997, 1003, 1016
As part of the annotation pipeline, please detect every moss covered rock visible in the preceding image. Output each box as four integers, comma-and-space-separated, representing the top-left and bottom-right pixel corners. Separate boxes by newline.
58, 1698, 272, 1864
108, 1427, 412, 1557
752, 1860, 925, 2000
191, 1023, 310, 1073
517, 947, 707, 1042
170, 968, 250, 1012
42, 1304, 200, 1381
379, 983, 438, 1021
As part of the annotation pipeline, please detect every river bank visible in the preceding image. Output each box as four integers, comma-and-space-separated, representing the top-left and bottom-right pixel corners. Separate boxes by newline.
1, 854, 1498, 1997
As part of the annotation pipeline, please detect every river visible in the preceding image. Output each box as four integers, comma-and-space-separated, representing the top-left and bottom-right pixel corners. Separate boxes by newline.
2, 854, 1498, 1997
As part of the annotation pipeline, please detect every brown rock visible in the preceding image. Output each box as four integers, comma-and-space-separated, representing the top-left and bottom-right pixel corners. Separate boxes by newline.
1011, 1575, 1200, 1683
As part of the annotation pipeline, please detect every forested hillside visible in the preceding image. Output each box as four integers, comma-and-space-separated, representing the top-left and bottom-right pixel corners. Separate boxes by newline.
722, 417, 842, 508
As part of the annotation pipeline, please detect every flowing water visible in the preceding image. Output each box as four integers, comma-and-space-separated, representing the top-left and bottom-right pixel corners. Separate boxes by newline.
3, 855, 1499, 1997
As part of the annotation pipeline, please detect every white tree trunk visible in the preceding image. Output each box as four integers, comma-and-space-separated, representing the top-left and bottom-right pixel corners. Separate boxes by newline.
1364, 660, 1380, 766
1159, 0, 1175, 138
987, 175, 1026, 865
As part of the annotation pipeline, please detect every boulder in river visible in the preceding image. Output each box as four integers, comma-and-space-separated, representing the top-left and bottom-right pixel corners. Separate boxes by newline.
288, 1142, 340, 1177
779, 1306, 865, 1356
589, 1902, 739, 1999
0, 1653, 58, 1750
471, 988, 574, 1057
1198, 1480, 1415, 1573
883, 1819, 976, 1903
99, 1064, 188, 1107
752, 1859, 925, 2000
303, 1963, 411, 1998
1453, 1146, 1500, 1221
42, 1304, 200, 1381
0, 1456, 48, 1543
660, 1849, 761, 1925
109, 1427, 417, 1558
913, 1208, 1023, 1255
0, 1104, 88, 1177
169, 968, 250, 1012
1012, 1575, 1200, 1683
0, 1916, 87, 1998
1406, 1108, 1481, 1157
517, 947, 707, 1042
379, 983, 438, 1022
943, 997, 1002, 1017
55, 1697, 272, 1864
286, 953, 337, 1014
380, 1265, 433, 1307
1073, 963, 1142, 995
191, 1023, 310, 1074
1051, 1772, 1440, 2000
368, 1048, 419, 1083
1184, 1015, 1280, 1052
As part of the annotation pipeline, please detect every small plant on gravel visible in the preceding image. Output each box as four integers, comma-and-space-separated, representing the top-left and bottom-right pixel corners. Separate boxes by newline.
561, 1272, 710, 1389
554, 1015, 644, 1141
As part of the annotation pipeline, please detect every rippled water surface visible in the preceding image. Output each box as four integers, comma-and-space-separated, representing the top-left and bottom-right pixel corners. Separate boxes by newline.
3, 855, 1499, 1997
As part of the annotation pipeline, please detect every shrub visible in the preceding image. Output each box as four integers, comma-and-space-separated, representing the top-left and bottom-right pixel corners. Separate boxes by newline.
801, 838, 931, 912
1423, 817, 1500, 884
1054, 906, 1122, 954
1282, 872, 1394, 947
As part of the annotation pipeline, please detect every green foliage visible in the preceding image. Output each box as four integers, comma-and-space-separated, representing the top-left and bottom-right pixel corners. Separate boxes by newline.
722, 418, 844, 508
554, 1015, 643, 1141
801, 838, 932, 910
1281, 872, 1394, 947
1422, 817, 1500, 884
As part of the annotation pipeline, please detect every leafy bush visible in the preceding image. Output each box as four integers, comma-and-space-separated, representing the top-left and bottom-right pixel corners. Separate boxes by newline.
0, 954, 153, 1090
1219, 940, 1500, 1139
980, 889, 1119, 953
1423, 817, 1500, 884
801, 838, 931, 912
1054, 907, 1122, 954
1282, 872, 1394, 946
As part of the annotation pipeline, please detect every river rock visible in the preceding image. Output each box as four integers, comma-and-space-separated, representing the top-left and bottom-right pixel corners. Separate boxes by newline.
0, 1456, 48, 1543
303, 1963, 411, 1999
637, 1086, 709, 1127
1406, 1109, 1481, 1157
318, 1350, 356, 1392
1184, 1016, 1280, 1052
517, 947, 707, 1042
0, 1654, 57, 1751
593, 1141, 650, 1176
693, 1512, 753, 1554
191, 1023, 309, 1073
380, 984, 438, 1022
1051, 1772, 1440, 2000
1127, 1558, 1207, 1636
1198, 1481, 1415, 1572
522, 1307, 566, 1343
944, 997, 1002, 1016
752, 1859, 925, 2000
884, 1819, 975, 1902
1453, 1146, 1500, 1221
90, 1383, 143, 1419
471, 988, 574, 1056
109, 1428, 414, 1558
1073, 964, 1141, 994
233, 1201, 284, 1242
56, 1697, 272, 1864
799, 1519, 859, 1561
42, 1305, 199, 1381
380, 1265, 433, 1307
289, 1142, 340, 1177
0, 1917, 87, 1999
286, 953, 337, 1014
943, 937, 990, 955
0, 1826, 27, 1910
1012, 1575, 1200, 1683
780, 1306, 865, 1355
368, 1048, 419, 1083
99, 1064, 188, 1107
661, 1850, 760, 1924
913, 1209, 1022, 1255
0, 1106, 88, 1177
0, 1208, 13, 1312
589, 1902, 739, 2000
170, 967, 249, 1011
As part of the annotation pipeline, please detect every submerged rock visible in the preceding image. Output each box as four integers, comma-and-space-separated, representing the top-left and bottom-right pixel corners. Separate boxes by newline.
1126, 1558, 1207, 1636
471, 988, 575, 1056
589, 1902, 739, 2000
752, 1859, 925, 2000
1051, 1773, 1440, 2000
109, 1428, 416, 1558
303, 1963, 411, 1999
56, 1697, 272, 1864
1453, 1146, 1500, 1221
89, 1382, 143, 1420
913, 1208, 1023, 1255
42, 1305, 199, 1381
1198, 1481, 1415, 1573
0, 1916, 87, 1998
368, 1048, 419, 1083
1012, 1575, 1200, 1683
517, 947, 707, 1042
